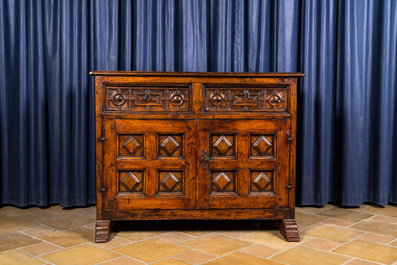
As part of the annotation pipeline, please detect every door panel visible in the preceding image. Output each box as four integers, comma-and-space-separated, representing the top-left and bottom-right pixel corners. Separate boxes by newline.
197, 119, 290, 209
103, 119, 196, 210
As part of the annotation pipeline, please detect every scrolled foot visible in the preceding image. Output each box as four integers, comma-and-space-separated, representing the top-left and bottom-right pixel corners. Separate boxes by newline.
279, 219, 300, 242
95, 220, 112, 243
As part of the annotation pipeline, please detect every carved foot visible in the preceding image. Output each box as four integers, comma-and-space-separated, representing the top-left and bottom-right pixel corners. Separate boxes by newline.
279, 219, 300, 242
95, 220, 112, 243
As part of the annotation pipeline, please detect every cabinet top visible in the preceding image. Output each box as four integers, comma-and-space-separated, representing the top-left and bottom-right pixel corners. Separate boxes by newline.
89, 71, 305, 77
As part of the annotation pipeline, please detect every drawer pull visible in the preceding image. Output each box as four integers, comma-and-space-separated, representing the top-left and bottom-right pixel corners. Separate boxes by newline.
201, 150, 210, 169
270, 96, 281, 105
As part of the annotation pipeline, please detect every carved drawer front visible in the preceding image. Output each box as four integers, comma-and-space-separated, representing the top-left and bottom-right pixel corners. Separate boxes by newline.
203, 85, 289, 114
103, 119, 196, 210
196, 119, 290, 209
104, 85, 191, 113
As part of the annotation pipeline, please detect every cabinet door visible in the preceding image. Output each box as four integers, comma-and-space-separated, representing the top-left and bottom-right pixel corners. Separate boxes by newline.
103, 119, 196, 210
196, 119, 290, 209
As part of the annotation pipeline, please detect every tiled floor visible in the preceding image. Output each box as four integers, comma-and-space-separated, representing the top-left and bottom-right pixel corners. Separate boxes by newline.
0, 204, 397, 265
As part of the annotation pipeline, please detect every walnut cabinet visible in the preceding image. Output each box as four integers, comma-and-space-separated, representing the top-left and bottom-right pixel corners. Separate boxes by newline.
90, 71, 304, 243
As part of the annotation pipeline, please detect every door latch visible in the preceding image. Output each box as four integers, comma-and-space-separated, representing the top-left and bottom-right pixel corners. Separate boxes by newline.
201, 150, 210, 169
287, 135, 293, 143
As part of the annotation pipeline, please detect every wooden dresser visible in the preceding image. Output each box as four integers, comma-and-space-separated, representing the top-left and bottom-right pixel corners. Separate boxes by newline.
90, 71, 304, 243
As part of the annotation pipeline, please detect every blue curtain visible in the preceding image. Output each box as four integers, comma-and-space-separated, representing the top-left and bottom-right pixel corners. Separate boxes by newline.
1, 0, 396, 207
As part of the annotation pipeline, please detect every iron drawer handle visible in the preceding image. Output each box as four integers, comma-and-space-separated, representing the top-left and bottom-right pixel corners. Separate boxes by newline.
201, 150, 210, 169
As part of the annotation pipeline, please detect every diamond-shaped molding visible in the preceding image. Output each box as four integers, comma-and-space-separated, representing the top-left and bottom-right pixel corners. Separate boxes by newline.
120, 172, 142, 192
213, 135, 234, 156
122, 136, 142, 156
160, 172, 180, 192
253, 135, 273, 156
252, 172, 272, 192
160, 136, 181, 156
212, 172, 232, 192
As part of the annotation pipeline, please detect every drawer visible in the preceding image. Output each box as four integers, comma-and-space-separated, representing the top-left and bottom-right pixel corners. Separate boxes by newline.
104, 85, 191, 113
203, 85, 289, 114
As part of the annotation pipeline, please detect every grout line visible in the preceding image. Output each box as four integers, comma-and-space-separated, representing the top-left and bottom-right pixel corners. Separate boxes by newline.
340, 257, 355, 265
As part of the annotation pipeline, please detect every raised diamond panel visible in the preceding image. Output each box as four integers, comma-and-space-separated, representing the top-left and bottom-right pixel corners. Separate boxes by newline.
159, 135, 183, 157
159, 171, 183, 193
211, 134, 236, 157
251, 171, 274, 192
119, 135, 144, 157
119, 171, 144, 193
211, 171, 236, 193
251, 134, 275, 157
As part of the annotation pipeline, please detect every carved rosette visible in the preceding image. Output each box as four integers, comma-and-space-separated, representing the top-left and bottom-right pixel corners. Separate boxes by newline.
265, 90, 286, 110
170, 90, 185, 107
209, 89, 225, 107
112, 93, 126, 105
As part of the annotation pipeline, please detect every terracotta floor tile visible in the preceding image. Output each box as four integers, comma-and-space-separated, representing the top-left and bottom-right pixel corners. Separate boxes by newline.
40, 243, 120, 265
175, 250, 217, 264
181, 233, 252, 256
358, 232, 396, 244
204, 252, 283, 265
333, 240, 397, 264
0, 232, 42, 252
241, 230, 308, 250
113, 238, 190, 263
0, 215, 38, 235
20, 212, 58, 222
114, 231, 166, 241
75, 207, 97, 218
296, 204, 335, 214
322, 218, 357, 227
152, 258, 191, 265
83, 222, 96, 230
20, 242, 63, 256
242, 244, 281, 258
302, 238, 342, 251
389, 239, 397, 247
368, 215, 397, 224
100, 256, 145, 265
98, 236, 132, 249
21, 225, 58, 236
38, 227, 94, 247
37, 213, 95, 230
352, 221, 397, 237
0, 206, 42, 216
179, 230, 211, 236
345, 259, 381, 265
215, 230, 255, 238
302, 224, 363, 243
156, 231, 195, 243
38, 206, 72, 217
0, 250, 44, 265
317, 208, 374, 222
362, 205, 397, 218
296, 212, 328, 227
271, 245, 350, 265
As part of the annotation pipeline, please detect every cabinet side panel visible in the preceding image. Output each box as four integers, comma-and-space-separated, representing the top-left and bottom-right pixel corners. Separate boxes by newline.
289, 78, 298, 218
95, 76, 104, 219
